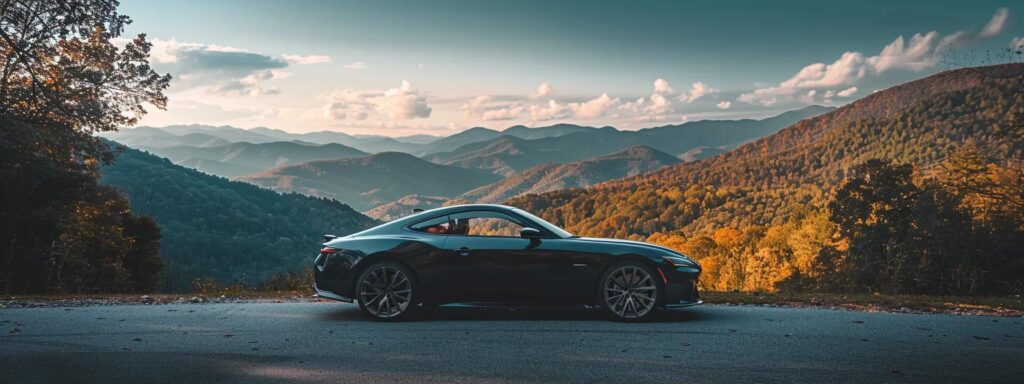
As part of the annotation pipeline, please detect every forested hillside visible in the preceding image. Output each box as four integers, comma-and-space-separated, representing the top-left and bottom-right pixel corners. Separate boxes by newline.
427, 106, 831, 175
459, 146, 680, 203
101, 144, 378, 291
511, 64, 1024, 295
144, 141, 369, 177
236, 152, 501, 211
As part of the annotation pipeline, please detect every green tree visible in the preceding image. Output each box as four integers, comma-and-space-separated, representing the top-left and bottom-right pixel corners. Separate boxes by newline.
829, 160, 920, 293
0, 0, 169, 293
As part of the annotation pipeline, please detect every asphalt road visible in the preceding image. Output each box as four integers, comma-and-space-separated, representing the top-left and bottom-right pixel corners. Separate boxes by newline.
1, 302, 1022, 383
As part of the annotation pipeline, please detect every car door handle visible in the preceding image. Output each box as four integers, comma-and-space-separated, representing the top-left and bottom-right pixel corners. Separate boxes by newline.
457, 247, 471, 256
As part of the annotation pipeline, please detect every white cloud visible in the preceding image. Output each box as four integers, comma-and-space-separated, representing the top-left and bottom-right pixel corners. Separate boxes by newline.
459, 95, 492, 117
823, 90, 836, 99
282, 54, 332, 65
481, 104, 525, 121
530, 100, 573, 121
379, 80, 432, 120
208, 70, 290, 96
137, 38, 323, 97
738, 8, 1010, 107
618, 79, 678, 120
678, 82, 718, 103
980, 7, 1009, 38
867, 32, 937, 73
716, 101, 731, 110
322, 89, 381, 120
529, 82, 555, 99
322, 80, 431, 121
343, 61, 368, 69
147, 39, 287, 72
570, 93, 619, 118
646, 93, 671, 116
654, 78, 674, 94
837, 86, 858, 97
460, 96, 526, 121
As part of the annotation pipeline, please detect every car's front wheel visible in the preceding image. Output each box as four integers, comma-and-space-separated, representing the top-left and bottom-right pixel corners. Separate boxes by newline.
356, 262, 418, 321
598, 261, 661, 322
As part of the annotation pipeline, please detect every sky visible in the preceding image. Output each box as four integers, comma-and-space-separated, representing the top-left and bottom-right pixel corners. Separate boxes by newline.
118, 0, 1024, 136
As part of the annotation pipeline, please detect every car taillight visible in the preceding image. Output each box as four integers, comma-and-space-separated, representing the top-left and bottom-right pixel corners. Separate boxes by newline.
320, 247, 340, 254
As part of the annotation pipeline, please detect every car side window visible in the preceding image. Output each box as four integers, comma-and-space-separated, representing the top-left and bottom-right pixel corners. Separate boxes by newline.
450, 211, 525, 237
409, 215, 451, 235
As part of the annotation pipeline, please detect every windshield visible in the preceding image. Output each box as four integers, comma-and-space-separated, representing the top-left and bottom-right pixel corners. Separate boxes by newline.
512, 208, 575, 239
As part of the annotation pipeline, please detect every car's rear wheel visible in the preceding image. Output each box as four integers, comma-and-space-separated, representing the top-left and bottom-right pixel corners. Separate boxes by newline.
356, 262, 418, 321
598, 261, 661, 322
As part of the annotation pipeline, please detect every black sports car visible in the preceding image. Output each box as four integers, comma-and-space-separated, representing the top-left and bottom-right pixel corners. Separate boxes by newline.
313, 204, 701, 321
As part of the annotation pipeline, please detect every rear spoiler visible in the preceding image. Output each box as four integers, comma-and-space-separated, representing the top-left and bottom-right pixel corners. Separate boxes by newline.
323, 234, 337, 242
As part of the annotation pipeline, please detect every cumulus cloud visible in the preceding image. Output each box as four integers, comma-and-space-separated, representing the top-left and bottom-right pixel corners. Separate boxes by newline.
322, 89, 381, 120
530, 100, 573, 121
481, 105, 526, 121
837, 86, 858, 97
529, 82, 555, 99
149, 39, 287, 74
140, 38, 334, 97
282, 54, 332, 65
678, 82, 718, 102
208, 70, 290, 96
716, 101, 731, 110
527, 93, 620, 121
323, 80, 432, 121
981, 8, 1009, 38
459, 96, 492, 116
379, 80, 432, 120
738, 8, 1010, 106
617, 79, 679, 121
654, 78, 674, 94
343, 61, 368, 69
460, 96, 526, 121
570, 93, 619, 118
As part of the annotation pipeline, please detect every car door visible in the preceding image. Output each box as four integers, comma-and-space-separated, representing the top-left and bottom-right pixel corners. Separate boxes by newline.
525, 238, 602, 302
442, 210, 552, 303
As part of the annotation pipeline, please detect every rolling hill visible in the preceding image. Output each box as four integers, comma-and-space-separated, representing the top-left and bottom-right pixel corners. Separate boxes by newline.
460, 146, 681, 203
363, 195, 451, 221
509, 64, 1024, 239
100, 143, 378, 290
236, 152, 502, 211
427, 106, 832, 175
143, 141, 369, 177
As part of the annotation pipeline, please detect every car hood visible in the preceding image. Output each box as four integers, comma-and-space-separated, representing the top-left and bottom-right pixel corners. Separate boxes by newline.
576, 237, 691, 259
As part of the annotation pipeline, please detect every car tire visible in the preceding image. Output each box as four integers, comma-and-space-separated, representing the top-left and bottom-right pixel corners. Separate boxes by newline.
355, 261, 419, 321
597, 261, 662, 322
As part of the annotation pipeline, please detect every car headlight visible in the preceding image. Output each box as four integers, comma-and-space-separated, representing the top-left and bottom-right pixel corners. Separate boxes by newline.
662, 255, 695, 267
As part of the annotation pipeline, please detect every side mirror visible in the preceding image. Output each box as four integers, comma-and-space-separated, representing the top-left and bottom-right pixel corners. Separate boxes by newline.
520, 227, 542, 239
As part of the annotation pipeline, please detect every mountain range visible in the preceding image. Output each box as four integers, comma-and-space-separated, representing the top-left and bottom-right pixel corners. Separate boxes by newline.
509, 64, 1024, 238
140, 141, 369, 177
457, 145, 681, 204
104, 105, 834, 213
426, 105, 832, 175
235, 152, 502, 211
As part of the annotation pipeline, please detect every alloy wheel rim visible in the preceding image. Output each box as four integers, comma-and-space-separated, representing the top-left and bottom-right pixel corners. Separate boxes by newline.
358, 266, 412, 318
604, 266, 657, 319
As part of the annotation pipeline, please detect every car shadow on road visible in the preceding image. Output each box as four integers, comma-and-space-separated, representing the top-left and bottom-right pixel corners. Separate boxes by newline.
320, 304, 717, 323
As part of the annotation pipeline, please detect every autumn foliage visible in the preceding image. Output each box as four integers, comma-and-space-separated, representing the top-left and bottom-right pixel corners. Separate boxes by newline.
511, 64, 1024, 295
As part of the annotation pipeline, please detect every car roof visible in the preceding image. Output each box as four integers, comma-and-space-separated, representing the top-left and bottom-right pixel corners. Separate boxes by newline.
398, 204, 517, 223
